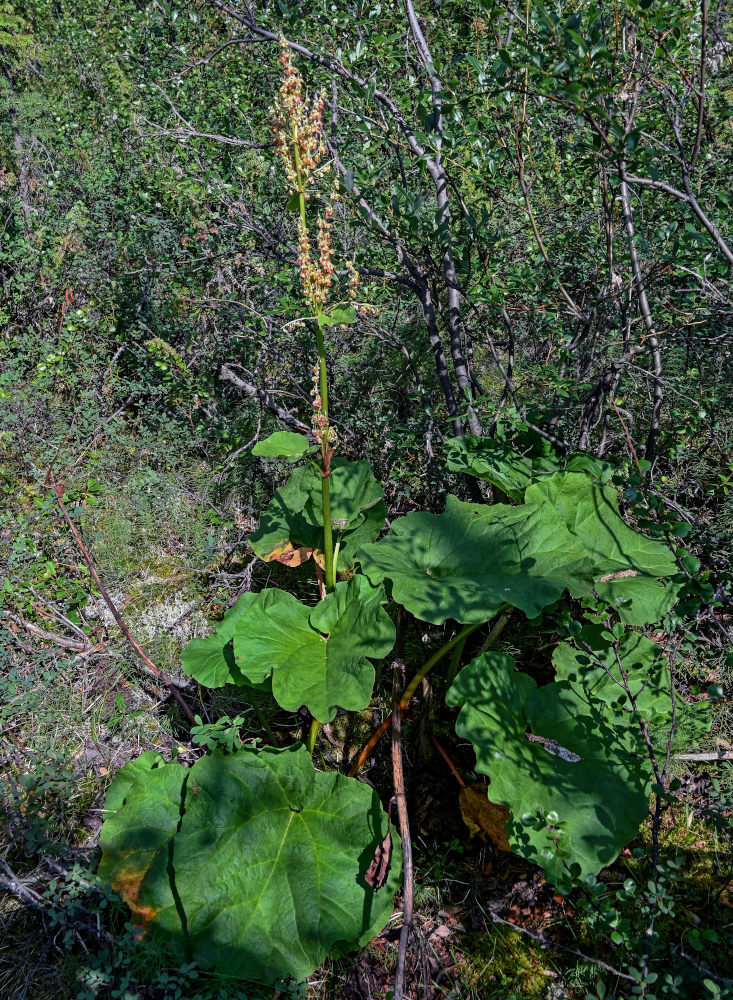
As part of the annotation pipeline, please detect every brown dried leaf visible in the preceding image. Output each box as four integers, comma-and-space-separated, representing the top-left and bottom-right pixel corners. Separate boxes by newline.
599, 568, 637, 582
261, 540, 318, 567
459, 783, 511, 851
364, 828, 392, 889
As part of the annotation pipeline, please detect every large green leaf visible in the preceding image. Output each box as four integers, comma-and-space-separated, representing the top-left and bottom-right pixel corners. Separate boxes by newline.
446, 650, 651, 887
445, 437, 536, 500
251, 431, 314, 461
304, 575, 395, 719
182, 578, 394, 722
249, 458, 385, 570
180, 594, 257, 688
232, 576, 395, 721
99, 744, 400, 984
526, 474, 681, 624
445, 436, 613, 501
358, 494, 593, 624
565, 452, 615, 481
447, 632, 709, 887
98, 750, 184, 927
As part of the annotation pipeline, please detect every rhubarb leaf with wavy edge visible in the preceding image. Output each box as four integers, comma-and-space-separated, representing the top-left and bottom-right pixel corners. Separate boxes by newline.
99, 744, 400, 984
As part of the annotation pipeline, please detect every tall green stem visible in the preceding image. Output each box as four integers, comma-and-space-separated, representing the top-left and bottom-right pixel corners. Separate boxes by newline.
294, 133, 335, 594
401, 622, 483, 709
315, 319, 335, 592
347, 621, 484, 778
445, 633, 469, 689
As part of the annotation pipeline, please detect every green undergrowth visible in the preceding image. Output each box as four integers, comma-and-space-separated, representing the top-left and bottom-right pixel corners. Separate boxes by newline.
457, 926, 564, 998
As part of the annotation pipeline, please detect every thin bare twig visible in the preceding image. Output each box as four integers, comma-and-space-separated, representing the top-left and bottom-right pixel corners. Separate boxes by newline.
0, 860, 45, 912
485, 908, 636, 983
46, 474, 196, 724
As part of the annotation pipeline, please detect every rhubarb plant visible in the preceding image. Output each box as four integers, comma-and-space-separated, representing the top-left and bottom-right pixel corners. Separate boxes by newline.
98, 39, 709, 987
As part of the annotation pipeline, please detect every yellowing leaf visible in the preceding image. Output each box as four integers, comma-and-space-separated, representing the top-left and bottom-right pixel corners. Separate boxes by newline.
260, 540, 318, 567
250, 458, 385, 571
459, 783, 511, 851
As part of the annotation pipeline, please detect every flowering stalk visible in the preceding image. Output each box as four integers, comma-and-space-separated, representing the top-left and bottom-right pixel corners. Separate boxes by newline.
271, 38, 336, 593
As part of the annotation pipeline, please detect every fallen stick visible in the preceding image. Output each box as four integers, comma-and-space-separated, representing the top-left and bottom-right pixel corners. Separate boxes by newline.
47, 473, 196, 724
4, 613, 91, 652
0, 860, 45, 912
674, 752, 733, 762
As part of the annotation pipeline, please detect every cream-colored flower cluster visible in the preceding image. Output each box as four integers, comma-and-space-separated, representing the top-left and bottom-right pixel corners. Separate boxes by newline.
295, 188, 338, 314
344, 259, 360, 301
270, 37, 327, 195
270, 37, 338, 315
